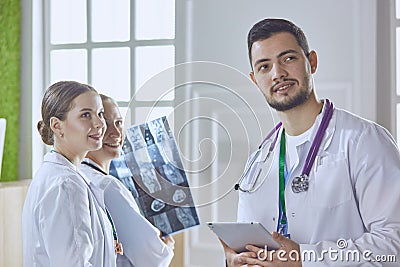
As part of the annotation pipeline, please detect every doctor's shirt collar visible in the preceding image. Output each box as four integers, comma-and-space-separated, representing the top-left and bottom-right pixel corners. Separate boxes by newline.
44, 151, 93, 186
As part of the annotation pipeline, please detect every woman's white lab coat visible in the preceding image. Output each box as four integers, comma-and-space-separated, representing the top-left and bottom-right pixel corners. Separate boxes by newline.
22, 152, 116, 267
238, 102, 400, 266
80, 158, 174, 267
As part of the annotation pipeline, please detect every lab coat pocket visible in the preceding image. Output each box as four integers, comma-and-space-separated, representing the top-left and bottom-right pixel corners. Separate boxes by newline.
311, 154, 352, 208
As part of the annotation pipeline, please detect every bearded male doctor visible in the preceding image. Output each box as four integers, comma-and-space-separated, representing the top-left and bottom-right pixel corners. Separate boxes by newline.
222, 18, 400, 266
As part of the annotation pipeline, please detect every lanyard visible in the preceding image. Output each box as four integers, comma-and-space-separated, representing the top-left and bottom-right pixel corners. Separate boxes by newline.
278, 129, 287, 233
276, 99, 334, 234
81, 161, 124, 254
81, 161, 118, 241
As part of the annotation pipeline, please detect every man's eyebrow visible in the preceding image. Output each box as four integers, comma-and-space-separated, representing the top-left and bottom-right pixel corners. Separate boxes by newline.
277, 49, 300, 58
253, 49, 301, 68
253, 58, 270, 68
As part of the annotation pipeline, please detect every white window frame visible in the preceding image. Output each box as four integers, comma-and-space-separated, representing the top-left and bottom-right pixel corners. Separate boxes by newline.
43, 0, 176, 122
24, 0, 184, 178
394, 0, 400, 144
376, 0, 398, 143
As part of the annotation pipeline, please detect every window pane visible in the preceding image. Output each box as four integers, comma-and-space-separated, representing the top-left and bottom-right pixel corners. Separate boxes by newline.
135, 46, 175, 101
397, 28, 400, 96
119, 107, 129, 121
91, 0, 130, 42
135, 0, 175, 40
50, 49, 87, 84
135, 107, 174, 126
397, 0, 400, 19
92, 47, 131, 101
118, 106, 132, 130
50, 0, 87, 44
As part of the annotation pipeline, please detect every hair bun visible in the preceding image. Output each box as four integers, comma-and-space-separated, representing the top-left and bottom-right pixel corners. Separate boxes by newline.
37, 120, 54, 146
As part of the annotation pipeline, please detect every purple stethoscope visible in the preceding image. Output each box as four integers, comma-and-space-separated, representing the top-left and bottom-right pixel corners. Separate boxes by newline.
235, 99, 334, 193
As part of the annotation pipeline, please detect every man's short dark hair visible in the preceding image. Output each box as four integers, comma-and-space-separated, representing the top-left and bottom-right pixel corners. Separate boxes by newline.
247, 18, 310, 69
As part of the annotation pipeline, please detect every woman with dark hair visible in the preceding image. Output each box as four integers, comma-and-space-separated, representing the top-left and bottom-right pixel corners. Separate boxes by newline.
22, 81, 117, 266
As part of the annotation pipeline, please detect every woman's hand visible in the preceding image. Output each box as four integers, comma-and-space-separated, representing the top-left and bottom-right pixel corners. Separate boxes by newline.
161, 235, 175, 250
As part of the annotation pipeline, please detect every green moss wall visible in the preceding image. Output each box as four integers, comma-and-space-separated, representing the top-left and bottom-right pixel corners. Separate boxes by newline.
0, 0, 21, 181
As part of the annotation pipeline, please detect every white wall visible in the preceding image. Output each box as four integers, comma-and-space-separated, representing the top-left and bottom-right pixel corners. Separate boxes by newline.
186, 0, 377, 120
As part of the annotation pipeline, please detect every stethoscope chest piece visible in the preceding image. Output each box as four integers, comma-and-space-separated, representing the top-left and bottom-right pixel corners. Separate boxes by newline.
291, 174, 309, 193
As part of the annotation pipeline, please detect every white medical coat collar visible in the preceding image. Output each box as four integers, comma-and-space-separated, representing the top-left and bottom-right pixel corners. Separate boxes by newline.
44, 151, 93, 188
280, 99, 337, 151
82, 157, 105, 173
81, 158, 114, 192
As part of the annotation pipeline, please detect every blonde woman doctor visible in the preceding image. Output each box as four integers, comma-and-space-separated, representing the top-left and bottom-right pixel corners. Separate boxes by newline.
80, 94, 174, 267
22, 81, 117, 266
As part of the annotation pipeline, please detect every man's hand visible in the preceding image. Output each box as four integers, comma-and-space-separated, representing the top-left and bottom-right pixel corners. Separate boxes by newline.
219, 238, 257, 267
238, 232, 302, 267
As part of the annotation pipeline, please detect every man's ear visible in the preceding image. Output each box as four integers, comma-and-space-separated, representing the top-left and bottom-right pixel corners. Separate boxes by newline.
308, 50, 318, 74
50, 117, 63, 137
249, 71, 258, 86
250, 71, 267, 97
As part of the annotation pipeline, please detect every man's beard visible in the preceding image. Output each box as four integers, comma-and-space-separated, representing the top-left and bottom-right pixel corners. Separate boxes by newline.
267, 79, 312, 111
267, 89, 310, 111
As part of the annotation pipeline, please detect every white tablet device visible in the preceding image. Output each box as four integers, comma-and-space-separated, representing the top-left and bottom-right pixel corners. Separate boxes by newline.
207, 222, 280, 252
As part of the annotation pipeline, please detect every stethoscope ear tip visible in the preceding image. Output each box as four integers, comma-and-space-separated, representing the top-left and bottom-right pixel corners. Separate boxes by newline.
234, 184, 240, 191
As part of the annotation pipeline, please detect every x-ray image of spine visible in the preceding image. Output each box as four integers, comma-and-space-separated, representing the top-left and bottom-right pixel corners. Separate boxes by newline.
122, 139, 141, 178
162, 163, 184, 185
153, 213, 173, 235
109, 157, 139, 199
128, 126, 146, 150
132, 147, 152, 166
152, 119, 184, 171
112, 116, 200, 235
127, 126, 152, 166
118, 175, 139, 199
149, 118, 168, 143
148, 118, 173, 164
110, 155, 132, 179
144, 125, 166, 177
176, 207, 196, 228
140, 163, 162, 193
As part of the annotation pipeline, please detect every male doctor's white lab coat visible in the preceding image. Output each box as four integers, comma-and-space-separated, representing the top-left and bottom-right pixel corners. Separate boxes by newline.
238, 102, 400, 266
80, 158, 174, 267
22, 152, 116, 267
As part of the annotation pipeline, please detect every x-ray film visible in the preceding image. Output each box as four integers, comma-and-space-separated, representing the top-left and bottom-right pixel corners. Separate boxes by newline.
110, 116, 199, 235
